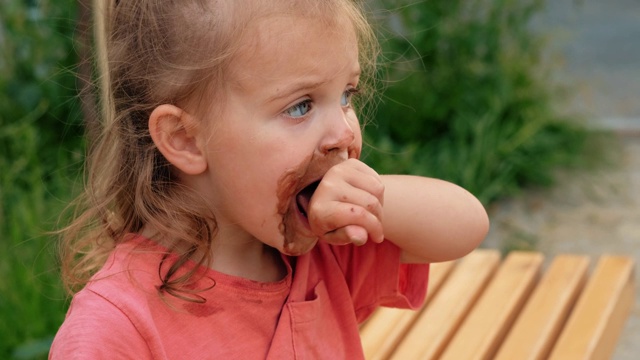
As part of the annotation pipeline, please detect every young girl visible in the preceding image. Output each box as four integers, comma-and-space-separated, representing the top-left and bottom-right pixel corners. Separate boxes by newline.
50, 0, 489, 358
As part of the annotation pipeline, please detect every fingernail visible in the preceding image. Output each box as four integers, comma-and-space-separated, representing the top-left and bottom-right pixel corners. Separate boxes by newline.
351, 235, 366, 246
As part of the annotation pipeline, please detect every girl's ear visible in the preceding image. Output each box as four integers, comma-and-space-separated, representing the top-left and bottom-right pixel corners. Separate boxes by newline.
148, 104, 207, 175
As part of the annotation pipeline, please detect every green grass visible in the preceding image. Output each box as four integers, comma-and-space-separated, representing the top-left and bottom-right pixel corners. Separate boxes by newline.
1, 1, 82, 356
0, 179, 69, 360
0, 105, 81, 359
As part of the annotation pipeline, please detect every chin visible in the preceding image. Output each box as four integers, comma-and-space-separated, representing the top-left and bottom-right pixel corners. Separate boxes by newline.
280, 235, 319, 256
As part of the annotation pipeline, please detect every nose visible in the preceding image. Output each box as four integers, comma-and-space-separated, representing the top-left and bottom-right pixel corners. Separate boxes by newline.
319, 109, 356, 157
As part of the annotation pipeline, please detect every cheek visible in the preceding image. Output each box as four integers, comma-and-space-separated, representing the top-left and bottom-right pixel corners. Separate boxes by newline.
250, 155, 297, 207
348, 113, 363, 158
353, 124, 363, 147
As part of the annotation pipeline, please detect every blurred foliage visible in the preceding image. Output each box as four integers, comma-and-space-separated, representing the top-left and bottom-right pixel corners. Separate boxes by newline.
0, 0, 83, 358
363, 0, 589, 204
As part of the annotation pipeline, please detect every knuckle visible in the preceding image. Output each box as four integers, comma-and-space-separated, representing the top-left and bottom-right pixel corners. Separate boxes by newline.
365, 197, 381, 215
372, 181, 385, 198
310, 212, 338, 233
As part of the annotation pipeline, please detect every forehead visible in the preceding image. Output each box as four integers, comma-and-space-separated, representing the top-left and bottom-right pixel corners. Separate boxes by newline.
227, 13, 360, 91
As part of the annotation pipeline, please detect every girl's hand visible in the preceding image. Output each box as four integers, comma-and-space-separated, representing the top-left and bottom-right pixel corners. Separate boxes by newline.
307, 158, 385, 246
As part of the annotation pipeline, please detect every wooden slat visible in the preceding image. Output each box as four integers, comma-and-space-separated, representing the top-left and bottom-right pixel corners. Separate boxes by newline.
361, 261, 456, 360
389, 249, 501, 360
439, 252, 544, 360
360, 252, 635, 360
494, 255, 590, 360
548, 255, 635, 360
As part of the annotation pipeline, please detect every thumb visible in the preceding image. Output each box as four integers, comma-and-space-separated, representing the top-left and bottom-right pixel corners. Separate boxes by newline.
321, 225, 369, 246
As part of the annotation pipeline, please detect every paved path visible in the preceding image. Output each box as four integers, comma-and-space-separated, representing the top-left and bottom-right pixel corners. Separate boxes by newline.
533, 0, 640, 120
488, 1, 640, 358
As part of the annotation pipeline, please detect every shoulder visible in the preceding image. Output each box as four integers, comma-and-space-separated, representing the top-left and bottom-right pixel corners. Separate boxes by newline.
50, 239, 164, 358
50, 289, 152, 359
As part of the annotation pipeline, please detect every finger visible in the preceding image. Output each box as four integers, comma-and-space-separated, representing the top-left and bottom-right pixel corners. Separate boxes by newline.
309, 172, 384, 225
344, 225, 368, 245
319, 225, 368, 246
309, 203, 384, 243
309, 188, 383, 221
326, 159, 384, 205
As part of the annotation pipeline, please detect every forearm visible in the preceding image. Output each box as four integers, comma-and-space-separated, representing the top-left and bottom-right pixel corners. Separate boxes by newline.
380, 175, 489, 263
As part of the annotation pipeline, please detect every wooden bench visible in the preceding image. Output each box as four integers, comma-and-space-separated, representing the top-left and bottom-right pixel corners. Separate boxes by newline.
360, 249, 635, 360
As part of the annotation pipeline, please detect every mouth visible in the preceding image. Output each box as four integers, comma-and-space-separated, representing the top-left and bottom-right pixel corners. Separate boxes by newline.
295, 179, 321, 220
277, 151, 351, 255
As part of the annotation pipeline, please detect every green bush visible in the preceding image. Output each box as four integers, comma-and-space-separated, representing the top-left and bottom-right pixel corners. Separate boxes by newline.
363, 0, 588, 204
0, 0, 82, 358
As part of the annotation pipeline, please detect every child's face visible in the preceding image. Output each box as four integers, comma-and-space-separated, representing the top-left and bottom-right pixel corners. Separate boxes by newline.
198, 14, 362, 255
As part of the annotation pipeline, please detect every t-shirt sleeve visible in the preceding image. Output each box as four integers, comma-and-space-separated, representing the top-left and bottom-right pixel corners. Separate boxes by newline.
49, 289, 152, 359
329, 240, 430, 323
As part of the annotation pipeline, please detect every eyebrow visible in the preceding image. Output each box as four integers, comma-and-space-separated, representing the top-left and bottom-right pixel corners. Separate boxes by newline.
265, 68, 362, 104
266, 81, 325, 104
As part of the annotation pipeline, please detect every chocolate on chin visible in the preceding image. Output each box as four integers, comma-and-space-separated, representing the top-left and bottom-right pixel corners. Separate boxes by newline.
275, 150, 357, 256
281, 233, 318, 256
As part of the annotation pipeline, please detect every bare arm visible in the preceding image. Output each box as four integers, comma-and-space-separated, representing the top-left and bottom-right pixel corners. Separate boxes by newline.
380, 175, 489, 263
309, 161, 488, 263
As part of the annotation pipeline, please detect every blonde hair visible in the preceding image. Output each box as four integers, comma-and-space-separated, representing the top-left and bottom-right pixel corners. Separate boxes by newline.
60, 0, 380, 300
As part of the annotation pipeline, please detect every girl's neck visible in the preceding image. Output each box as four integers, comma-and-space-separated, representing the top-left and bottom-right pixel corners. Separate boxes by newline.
141, 225, 287, 283
210, 240, 287, 283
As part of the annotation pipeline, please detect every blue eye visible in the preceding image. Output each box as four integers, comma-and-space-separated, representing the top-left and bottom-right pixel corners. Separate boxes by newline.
285, 100, 312, 118
341, 88, 360, 107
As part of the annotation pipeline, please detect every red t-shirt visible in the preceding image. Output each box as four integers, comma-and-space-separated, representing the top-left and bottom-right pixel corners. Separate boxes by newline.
50, 235, 429, 359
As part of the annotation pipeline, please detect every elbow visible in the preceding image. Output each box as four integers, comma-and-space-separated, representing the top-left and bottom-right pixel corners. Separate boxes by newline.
404, 204, 489, 264
463, 203, 490, 256
440, 196, 490, 262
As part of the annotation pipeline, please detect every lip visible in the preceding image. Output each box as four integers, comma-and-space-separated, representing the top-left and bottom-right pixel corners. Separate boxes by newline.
293, 197, 312, 231
289, 178, 319, 233
276, 151, 351, 255
296, 178, 321, 214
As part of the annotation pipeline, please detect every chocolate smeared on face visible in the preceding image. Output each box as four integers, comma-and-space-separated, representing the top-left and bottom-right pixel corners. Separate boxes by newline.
276, 147, 360, 256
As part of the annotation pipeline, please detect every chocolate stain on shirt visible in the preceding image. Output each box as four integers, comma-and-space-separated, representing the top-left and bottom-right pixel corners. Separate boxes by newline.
183, 302, 223, 317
